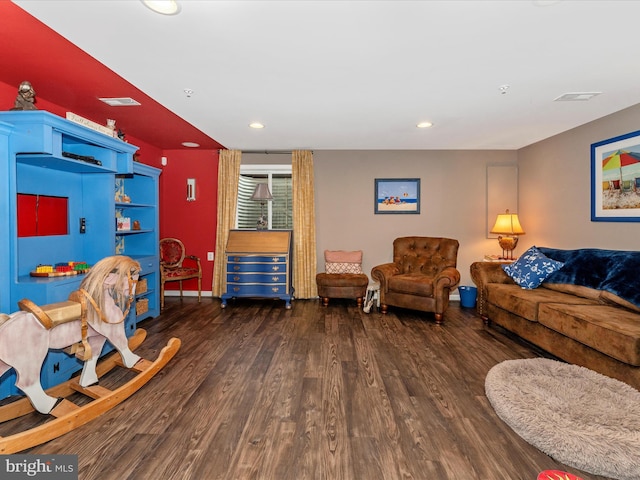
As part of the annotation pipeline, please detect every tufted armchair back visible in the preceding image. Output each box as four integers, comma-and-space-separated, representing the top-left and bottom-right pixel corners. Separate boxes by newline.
393, 237, 459, 276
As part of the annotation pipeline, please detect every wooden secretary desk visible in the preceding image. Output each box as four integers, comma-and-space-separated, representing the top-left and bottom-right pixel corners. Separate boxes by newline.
221, 230, 293, 308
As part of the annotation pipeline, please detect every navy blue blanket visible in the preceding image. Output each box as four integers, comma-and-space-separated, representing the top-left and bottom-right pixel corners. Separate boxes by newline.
538, 247, 640, 309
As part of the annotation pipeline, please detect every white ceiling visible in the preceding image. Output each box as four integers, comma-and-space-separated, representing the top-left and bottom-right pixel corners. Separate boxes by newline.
14, 0, 640, 151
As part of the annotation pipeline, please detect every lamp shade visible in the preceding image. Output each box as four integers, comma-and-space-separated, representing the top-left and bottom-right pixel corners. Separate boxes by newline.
490, 209, 525, 235
250, 183, 273, 201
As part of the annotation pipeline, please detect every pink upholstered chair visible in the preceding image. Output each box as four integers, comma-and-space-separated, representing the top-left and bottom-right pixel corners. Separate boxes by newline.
159, 237, 202, 309
316, 250, 369, 307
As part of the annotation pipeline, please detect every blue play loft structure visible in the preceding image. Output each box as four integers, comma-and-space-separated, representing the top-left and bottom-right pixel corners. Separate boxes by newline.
0, 111, 160, 399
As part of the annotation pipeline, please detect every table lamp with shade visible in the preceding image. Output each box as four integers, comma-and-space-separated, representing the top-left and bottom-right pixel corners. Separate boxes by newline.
250, 183, 273, 230
490, 209, 525, 260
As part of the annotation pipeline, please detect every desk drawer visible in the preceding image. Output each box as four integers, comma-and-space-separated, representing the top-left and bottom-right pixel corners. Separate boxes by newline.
228, 255, 287, 263
227, 262, 286, 273
227, 273, 287, 283
227, 284, 289, 296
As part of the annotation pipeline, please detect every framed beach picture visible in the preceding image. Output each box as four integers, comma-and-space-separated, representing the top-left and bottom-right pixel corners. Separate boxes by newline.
591, 130, 640, 222
374, 178, 420, 214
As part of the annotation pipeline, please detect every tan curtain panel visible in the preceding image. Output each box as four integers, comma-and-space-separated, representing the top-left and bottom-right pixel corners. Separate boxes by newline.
292, 150, 318, 299
212, 149, 241, 297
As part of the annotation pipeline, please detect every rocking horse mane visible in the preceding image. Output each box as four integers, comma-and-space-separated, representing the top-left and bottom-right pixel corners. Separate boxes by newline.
80, 256, 141, 310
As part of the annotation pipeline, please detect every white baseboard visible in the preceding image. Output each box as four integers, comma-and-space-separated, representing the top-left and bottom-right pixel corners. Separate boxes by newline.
164, 291, 463, 301
163, 290, 213, 298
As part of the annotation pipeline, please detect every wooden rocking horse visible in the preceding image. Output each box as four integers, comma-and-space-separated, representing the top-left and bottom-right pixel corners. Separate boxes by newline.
0, 255, 180, 453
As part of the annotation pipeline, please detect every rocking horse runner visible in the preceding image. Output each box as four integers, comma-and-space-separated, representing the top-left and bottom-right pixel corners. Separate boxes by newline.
0, 255, 180, 453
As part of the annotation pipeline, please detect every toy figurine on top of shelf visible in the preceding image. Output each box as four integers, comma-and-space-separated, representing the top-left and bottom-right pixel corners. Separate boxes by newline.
106, 119, 118, 138
10, 81, 37, 111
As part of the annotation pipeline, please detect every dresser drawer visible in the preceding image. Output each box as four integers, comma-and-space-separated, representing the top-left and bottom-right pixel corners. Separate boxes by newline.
228, 255, 287, 263
227, 284, 289, 296
227, 273, 287, 284
227, 262, 287, 273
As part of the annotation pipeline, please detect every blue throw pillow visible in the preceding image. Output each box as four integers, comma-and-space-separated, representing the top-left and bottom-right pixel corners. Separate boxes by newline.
502, 246, 564, 289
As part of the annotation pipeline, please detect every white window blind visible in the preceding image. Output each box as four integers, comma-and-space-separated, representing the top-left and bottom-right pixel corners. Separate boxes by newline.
236, 165, 292, 230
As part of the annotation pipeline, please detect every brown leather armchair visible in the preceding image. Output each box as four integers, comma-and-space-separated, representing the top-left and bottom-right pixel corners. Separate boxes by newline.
371, 237, 460, 323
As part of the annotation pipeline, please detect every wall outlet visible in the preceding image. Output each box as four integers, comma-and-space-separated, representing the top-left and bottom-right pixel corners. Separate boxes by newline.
207, 251, 214, 261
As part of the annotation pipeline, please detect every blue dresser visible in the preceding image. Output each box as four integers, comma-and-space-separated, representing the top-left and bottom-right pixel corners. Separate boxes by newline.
221, 230, 293, 308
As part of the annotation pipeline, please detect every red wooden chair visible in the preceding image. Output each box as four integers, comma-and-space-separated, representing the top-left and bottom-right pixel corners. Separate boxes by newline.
159, 238, 202, 309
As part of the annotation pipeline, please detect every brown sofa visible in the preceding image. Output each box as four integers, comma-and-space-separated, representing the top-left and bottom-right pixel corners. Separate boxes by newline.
471, 247, 640, 390
371, 237, 460, 323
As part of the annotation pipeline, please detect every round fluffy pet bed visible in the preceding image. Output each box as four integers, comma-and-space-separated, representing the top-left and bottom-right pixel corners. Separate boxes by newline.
485, 358, 640, 480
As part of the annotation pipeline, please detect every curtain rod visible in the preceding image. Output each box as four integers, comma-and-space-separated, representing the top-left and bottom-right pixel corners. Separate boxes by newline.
242, 150, 292, 155
218, 150, 313, 155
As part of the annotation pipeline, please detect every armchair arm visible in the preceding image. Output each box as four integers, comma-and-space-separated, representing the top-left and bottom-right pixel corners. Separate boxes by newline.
470, 262, 514, 317
434, 266, 460, 293
184, 255, 202, 273
433, 266, 460, 318
371, 263, 400, 293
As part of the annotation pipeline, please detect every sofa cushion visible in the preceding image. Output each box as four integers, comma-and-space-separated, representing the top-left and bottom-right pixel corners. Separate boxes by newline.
599, 290, 640, 314
388, 274, 434, 297
541, 283, 603, 301
539, 247, 640, 310
538, 303, 640, 366
486, 283, 599, 322
502, 246, 564, 289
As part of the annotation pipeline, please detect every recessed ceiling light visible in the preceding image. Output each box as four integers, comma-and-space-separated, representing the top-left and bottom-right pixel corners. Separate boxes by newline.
182, 142, 200, 148
141, 0, 181, 15
249, 122, 265, 129
99, 97, 141, 107
416, 122, 433, 129
554, 92, 602, 102
533, 0, 563, 6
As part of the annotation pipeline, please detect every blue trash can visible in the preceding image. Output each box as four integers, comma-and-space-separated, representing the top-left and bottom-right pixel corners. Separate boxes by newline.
459, 286, 477, 308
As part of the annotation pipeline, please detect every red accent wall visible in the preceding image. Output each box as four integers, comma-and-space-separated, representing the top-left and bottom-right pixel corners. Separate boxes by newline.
159, 149, 219, 293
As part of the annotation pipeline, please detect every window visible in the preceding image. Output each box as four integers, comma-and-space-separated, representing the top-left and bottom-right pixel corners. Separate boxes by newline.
236, 165, 292, 230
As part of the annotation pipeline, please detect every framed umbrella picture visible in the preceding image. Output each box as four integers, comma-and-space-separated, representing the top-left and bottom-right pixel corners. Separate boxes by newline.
591, 130, 640, 222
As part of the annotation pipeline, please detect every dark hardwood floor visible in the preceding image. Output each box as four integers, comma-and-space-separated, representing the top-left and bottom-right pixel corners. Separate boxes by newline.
15, 297, 610, 479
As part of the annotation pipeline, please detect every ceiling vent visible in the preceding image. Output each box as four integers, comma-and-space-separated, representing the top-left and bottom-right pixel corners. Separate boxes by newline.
554, 92, 602, 102
98, 97, 141, 106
